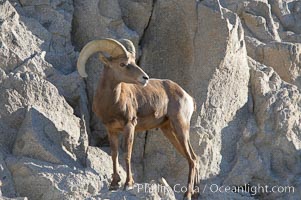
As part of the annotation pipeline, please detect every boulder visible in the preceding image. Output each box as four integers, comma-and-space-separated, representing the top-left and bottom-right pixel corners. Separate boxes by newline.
0, 0, 90, 135
0, 151, 17, 198
13, 107, 81, 167
6, 154, 176, 200
259, 42, 301, 88
270, 0, 301, 34
85, 146, 126, 185
6, 156, 103, 200
224, 58, 301, 199
17, 0, 76, 73
139, 0, 249, 186
242, 0, 281, 42
247, 40, 301, 89
223, 0, 281, 42
0, 0, 76, 74
118, 0, 153, 38
0, 72, 87, 165
72, 0, 139, 49
0, 0, 42, 73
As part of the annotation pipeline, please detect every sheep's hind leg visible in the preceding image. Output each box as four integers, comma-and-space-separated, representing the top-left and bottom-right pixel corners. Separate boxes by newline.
108, 132, 121, 190
170, 116, 198, 200
161, 122, 200, 198
190, 143, 200, 199
160, 122, 187, 158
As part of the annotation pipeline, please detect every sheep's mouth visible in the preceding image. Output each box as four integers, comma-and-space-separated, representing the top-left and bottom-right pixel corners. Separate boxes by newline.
137, 79, 148, 87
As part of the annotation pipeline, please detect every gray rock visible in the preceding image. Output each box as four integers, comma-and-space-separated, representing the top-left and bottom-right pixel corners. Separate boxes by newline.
242, 0, 281, 42
0, 72, 87, 165
13, 107, 81, 167
139, 0, 249, 187
98, 178, 176, 200
118, 0, 153, 38
6, 156, 103, 200
224, 58, 301, 199
86, 146, 126, 186
254, 41, 301, 88
0, 0, 76, 74
0, 197, 28, 200
0, 151, 17, 198
0, 0, 42, 73
72, 0, 139, 49
200, 188, 255, 200
270, 0, 301, 34
19, 0, 50, 6
223, 0, 281, 42
17, 0, 76, 73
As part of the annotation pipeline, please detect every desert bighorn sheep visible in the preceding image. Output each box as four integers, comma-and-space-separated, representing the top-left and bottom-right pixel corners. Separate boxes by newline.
77, 38, 199, 199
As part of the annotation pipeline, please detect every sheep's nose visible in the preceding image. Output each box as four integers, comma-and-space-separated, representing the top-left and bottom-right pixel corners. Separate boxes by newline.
143, 76, 149, 80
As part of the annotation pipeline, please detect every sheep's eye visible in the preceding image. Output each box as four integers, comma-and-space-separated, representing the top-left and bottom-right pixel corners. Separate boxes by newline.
120, 63, 126, 67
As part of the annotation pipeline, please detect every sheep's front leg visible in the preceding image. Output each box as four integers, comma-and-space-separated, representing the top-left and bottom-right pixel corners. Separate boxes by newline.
123, 123, 135, 190
108, 131, 121, 190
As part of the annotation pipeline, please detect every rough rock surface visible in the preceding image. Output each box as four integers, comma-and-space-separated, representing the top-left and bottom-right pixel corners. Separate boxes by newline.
0, 72, 86, 165
140, 0, 249, 186
6, 156, 103, 200
0, 0, 301, 199
224, 58, 301, 200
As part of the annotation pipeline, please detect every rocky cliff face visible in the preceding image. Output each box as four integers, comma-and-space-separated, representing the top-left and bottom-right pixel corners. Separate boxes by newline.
0, 0, 300, 199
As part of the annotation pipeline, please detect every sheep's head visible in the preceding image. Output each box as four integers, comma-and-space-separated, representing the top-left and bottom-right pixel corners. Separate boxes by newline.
77, 38, 149, 86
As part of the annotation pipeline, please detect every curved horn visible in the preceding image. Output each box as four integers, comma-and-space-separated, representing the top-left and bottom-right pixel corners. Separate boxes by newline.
77, 38, 128, 77
119, 39, 136, 58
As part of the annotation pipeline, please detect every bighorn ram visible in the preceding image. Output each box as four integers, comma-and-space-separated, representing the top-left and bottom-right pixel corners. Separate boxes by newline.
77, 38, 199, 199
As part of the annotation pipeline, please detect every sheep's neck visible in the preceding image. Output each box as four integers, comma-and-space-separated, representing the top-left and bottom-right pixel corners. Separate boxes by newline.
98, 66, 122, 104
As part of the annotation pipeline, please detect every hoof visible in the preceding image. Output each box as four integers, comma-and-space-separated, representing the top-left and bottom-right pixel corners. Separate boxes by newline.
110, 173, 121, 191
192, 192, 199, 200
183, 191, 192, 200
109, 184, 119, 191
183, 197, 191, 200
124, 184, 134, 191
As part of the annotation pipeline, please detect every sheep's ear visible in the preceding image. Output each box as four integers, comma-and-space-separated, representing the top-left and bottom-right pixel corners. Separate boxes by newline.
119, 39, 136, 59
99, 53, 110, 65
